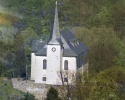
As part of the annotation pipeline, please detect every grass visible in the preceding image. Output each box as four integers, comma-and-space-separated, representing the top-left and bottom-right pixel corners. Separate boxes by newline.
0, 77, 25, 100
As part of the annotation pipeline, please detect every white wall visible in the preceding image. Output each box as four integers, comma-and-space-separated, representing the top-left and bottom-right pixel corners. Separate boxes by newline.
35, 56, 47, 83
62, 57, 77, 84
31, 53, 36, 80
31, 49, 79, 85
46, 45, 62, 85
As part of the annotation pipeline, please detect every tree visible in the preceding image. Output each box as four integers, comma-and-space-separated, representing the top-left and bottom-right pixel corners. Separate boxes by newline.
46, 87, 62, 100
90, 67, 125, 99
23, 92, 36, 100
70, 67, 125, 100
56, 70, 78, 100
72, 72, 92, 100
76, 26, 119, 75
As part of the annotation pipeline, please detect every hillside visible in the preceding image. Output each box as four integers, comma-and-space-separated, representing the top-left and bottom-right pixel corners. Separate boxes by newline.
0, 0, 125, 78
0, 0, 125, 80
0, 0, 125, 99
0, 12, 18, 26
0, 12, 18, 44
0, 77, 24, 100
0, 13, 10, 25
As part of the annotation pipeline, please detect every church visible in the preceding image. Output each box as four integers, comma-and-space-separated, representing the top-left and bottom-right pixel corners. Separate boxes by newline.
30, 2, 88, 85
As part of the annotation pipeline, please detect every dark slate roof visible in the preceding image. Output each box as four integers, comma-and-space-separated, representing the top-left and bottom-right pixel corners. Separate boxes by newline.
69, 38, 78, 42
31, 40, 46, 52
57, 38, 63, 45
35, 48, 47, 56
60, 28, 88, 56
63, 49, 76, 57
31, 28, 88, 57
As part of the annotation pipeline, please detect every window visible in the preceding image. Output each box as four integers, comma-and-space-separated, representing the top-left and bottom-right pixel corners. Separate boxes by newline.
64, 78, 68, 82
43, 77, 46, 81
70, 39, 79, 47
64, 60, 68, 70
43, 59, 47, 69
70, 42, 75, 47
77, 40, 79, 45
75, 41, 77, 46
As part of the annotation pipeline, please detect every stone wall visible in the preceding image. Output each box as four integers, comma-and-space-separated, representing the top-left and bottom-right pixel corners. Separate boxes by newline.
12, 78, 49, 100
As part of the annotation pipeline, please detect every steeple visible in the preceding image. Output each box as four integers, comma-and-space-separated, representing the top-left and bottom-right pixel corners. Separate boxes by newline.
48, 1, 61, 45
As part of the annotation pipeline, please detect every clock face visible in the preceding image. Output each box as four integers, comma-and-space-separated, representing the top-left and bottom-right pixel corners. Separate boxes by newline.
51, 47, 56, 52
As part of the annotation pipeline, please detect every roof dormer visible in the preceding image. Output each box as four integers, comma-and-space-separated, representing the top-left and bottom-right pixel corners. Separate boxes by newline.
69, 38, 79, 47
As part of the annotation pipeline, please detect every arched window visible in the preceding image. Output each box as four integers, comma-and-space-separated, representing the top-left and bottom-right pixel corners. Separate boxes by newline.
64, 60, 68, 70
43, 59, 47, 69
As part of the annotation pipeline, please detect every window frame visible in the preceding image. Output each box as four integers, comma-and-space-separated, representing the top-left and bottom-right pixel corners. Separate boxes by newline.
43, 59, 47, 69
64, 78, 68, 82
43, 77, 46, 81
64, 60, 68, 70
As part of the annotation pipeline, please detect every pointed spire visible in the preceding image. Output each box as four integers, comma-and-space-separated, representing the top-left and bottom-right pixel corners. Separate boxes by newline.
52, 1, 60, 39
48, 1, 61, 44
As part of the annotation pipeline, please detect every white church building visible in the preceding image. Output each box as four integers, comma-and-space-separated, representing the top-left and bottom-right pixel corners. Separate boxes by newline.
31, 2, 88, 85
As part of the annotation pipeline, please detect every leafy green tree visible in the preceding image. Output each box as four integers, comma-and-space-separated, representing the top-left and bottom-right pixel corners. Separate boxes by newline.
90, 67, 125, 99
76, 26, 119, 75
113, 40, 125, 67
72, 72, 92, 100
112, 1, 125, 38
72, 67, 125, 100
13, 34, 25, 77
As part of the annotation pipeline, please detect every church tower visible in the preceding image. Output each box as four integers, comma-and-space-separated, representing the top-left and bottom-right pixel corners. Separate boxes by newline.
46, 1, 63, 85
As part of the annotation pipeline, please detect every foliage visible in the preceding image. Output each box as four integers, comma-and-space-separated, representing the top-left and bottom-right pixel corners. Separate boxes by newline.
46, 87, 62, 100
0, 77, 24, 100
0, 12, 18, 26
76, 26, 119, 74
22, 92, 36, 100
71, 67, 125, 100
113, 40, 125, 67
72, 73, 92, 100
0, 0, 125, 99
1, 0, 125, 33
0, 0, 125, 77
90, 67, 125, 99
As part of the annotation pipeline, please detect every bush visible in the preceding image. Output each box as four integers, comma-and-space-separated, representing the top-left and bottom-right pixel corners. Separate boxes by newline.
22, 92, 36, 100
46, 87, 62, 100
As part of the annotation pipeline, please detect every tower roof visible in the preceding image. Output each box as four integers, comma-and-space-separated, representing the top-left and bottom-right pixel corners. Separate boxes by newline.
48, 1, 62, 45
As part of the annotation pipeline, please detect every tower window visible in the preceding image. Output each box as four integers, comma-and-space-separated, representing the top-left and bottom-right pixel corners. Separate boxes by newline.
64, 78, 68, 82
43, 59, 47, 69
43, 77, 46, 81
64, 60, 68, 70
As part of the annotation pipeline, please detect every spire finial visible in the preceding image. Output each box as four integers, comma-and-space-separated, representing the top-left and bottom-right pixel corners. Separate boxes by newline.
55, 1, 57, 5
